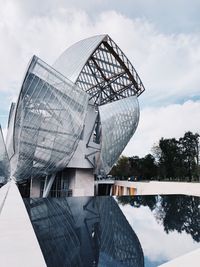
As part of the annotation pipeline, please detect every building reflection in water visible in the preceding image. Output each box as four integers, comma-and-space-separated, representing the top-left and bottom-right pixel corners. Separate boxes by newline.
24, 196, 144, 267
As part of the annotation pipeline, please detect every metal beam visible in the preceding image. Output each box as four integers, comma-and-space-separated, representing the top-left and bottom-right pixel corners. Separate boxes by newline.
102, 41, 141, 95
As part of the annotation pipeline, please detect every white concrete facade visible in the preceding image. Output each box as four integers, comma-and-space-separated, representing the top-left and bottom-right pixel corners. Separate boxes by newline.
68, 168, 94, 196
114, 180, 200, 197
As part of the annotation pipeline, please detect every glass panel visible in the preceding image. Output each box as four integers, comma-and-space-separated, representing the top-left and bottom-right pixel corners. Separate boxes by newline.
53, 35, 106, 83
0, 126, 10, 184
76, 36, 145, 106
6, 103, 16, 159
12, 56, 89, 182
98, 96, 139, 174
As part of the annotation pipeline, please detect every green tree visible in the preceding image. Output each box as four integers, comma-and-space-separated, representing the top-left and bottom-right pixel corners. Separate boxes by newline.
179, 132, 199, 182
128, 154, 157, 180
110, 156, 131, 179
110, 131, 199, 182
141, 154, 157, 180
129, 156, 142, 178
159, 138, 181, 180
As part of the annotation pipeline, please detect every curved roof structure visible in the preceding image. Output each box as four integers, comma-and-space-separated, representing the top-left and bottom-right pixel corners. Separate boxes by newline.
54, 34, 145, 106
53, 35, 106, 83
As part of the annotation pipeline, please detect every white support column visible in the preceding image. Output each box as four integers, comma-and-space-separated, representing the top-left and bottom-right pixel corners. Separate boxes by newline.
110, 185, 113, 196
115, 185, 119, 196
67, 168, 94, 196
123, 187, 128, 195
42, 174, 56, 198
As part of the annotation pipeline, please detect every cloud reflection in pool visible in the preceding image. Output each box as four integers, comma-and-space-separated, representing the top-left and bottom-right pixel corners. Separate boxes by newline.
117, 195, 200, 267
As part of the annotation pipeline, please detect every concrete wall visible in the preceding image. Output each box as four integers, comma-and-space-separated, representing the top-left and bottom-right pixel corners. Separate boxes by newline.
67, 168, 94, 196
113, 181, 200, 197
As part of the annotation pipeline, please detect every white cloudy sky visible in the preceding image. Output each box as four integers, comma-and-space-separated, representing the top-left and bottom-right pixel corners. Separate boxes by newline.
0, 0, 200, 156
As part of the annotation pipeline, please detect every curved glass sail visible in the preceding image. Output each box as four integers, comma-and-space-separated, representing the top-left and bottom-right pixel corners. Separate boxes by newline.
0, 126, 10, 184
10, 56, 89, 182
98, 96, 139, 174
6, 103, 16, 158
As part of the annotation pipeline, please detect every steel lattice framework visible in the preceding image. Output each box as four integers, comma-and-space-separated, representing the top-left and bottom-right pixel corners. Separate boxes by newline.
76, 36, 145, 106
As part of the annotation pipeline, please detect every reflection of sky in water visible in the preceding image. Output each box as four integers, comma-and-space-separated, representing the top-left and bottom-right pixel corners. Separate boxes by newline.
117, 197, 200, 267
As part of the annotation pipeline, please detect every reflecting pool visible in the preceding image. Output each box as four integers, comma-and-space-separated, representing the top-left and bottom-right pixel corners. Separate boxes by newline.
117, 195, 200, 266
23, 195, 200, 267
24, 196, 144, 267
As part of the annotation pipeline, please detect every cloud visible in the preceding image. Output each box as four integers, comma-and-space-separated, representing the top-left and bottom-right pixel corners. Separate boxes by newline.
12, 0, 200, 34
124, 100, 200, 157
0, 1, 200, 155
0, 2, 200, 103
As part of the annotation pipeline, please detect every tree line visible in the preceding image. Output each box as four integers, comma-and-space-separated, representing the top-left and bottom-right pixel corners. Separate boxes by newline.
110, 131, 200, 182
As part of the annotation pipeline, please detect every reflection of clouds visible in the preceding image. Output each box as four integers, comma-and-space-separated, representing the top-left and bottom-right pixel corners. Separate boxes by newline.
118, 204, 200, 262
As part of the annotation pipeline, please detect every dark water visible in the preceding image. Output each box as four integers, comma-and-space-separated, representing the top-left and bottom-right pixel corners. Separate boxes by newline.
23, 195, 200, 267
117, 195, 200, 266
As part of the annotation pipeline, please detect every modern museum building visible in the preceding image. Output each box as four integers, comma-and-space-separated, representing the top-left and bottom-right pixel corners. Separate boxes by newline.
1, 34, 145, 198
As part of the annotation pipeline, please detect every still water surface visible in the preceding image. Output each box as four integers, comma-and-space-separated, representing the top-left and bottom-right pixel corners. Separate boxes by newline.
117, 195, 200, 266
23, 195, 200, 267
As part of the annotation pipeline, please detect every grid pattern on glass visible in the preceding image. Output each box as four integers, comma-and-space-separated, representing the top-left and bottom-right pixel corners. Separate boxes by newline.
23, 196, 144, 267
0, 126, 10, 184
53, 35, 106, 83
11, 56, 89, 182
6, 103, 16, 159
76, 35, 145, 106
24, 198, 82, 267
98, 196, 144, 267
99, 96, 139, 174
